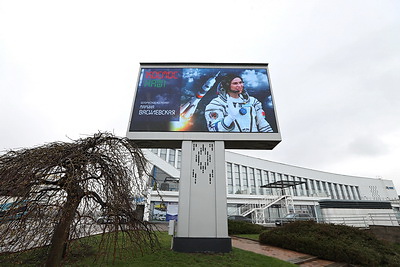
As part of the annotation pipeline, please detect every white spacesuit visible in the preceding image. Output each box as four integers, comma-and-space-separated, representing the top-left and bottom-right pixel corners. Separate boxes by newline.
205, 79, 273, 132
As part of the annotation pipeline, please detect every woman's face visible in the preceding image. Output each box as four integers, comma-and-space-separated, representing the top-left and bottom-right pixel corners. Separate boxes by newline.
228, 77, 244, 98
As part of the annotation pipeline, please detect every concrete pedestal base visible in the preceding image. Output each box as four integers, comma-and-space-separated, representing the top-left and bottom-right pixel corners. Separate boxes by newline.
172, 237, 232, 253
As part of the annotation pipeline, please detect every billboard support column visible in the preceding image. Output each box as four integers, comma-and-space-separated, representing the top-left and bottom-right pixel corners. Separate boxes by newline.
172, 140, 231, 253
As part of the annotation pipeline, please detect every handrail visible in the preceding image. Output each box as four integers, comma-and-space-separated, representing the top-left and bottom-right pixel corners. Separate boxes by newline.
241, 195, 290, 217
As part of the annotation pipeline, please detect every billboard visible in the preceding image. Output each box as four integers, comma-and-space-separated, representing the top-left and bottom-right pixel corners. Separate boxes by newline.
127, 63, 281, 149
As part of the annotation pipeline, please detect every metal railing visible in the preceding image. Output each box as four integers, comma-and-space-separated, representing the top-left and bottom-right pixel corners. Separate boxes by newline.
239, 195, 290, 217
320, 213, 400, 228
240, 195, 295, 224
265, 213, 400, 228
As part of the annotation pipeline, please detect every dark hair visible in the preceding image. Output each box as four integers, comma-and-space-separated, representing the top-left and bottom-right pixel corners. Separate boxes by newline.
221, 74, 243, 91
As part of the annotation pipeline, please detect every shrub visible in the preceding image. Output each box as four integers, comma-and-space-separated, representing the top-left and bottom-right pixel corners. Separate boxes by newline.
259, 221, 400, 266
228, 220, 267, 235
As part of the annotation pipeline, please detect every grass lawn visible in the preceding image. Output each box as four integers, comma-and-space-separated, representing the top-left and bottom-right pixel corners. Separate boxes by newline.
234, 234, 260, 241
1, 232, 294, 267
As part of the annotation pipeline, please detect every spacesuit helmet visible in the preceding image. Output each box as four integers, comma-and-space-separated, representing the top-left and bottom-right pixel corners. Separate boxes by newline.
217, 74, 249, 101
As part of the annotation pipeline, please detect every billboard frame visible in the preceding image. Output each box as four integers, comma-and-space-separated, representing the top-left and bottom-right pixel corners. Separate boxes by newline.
126, 62, 281, 149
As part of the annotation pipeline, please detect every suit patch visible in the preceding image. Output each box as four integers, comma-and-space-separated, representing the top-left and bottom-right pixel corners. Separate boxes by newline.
209, 112, 218, 119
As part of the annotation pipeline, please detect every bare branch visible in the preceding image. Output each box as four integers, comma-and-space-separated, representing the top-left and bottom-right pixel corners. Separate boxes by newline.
0, 132, 158, 266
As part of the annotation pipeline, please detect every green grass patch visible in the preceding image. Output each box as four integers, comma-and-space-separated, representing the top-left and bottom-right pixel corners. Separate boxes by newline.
234, 234, 260, 241
260, 221, 400, 266
0, 231, 293, 266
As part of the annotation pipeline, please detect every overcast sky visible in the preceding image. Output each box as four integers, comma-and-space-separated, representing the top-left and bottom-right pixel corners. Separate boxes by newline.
1, 1, 400, 190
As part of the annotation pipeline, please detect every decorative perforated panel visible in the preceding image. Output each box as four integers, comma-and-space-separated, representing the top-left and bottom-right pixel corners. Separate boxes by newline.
191, 142, 214, 185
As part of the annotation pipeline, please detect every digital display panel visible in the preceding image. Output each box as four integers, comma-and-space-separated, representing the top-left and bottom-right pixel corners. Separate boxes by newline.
127, 63, 281, 149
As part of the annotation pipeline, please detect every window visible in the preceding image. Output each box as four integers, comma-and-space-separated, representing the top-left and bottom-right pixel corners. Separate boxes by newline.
270, 172, 275, 183
241, 166, 248, 191
168, 149, 176, 166
350, 186, 357, 200
303, 178, 309, 193
263, 171, 271, 195
316, 180, 321, 191
345, 185, 351, 200
341, 185, 347, 199
327, 183, 334, 198
256, 169, 262, 195
297, 177, 304, 196
309, 179, 315, 191
292, 176, 298, 196
249, 168, 256, 194
177, 150, 182, 169
234, 164, 241, 193
333, 184, 341, 199
160, 149, 167, 161
226, 163, 233, 194
322, 182, 327, 195
263, 170, 269, 184
355, 187, 361, 200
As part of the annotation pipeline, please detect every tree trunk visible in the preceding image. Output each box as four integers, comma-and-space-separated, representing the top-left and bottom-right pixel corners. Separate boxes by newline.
45, 189, 82, 267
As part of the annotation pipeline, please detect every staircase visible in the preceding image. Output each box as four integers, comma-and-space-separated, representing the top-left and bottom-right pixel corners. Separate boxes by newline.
240, 195, 294, 224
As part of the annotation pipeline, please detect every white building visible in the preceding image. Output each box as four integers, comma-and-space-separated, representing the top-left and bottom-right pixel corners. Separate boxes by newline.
143, 148, 400, 227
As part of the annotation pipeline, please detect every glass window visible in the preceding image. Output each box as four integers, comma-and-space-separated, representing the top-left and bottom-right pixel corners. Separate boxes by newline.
263, 170, 269, 184
316, 180, 321, 191
256, 169, 262, 195
309, 179, 315, 191
234, 164, 241, 190
350, 186, 356, 200
322, 182, 327, 194
345, 185, 351, 200
262, 171, 270, 195
241, 166, 248, 188
355, 187, 361, 200
339, 185, 346, 199
249, 168, 256, 194
333, 184, 341, 199
293, 177, 300, 196
270, 172, 275, 183
168, 149, 176, 166
177, 150, 182, 169
226, 163, 233, 194
327, 183, 334, 199
160, 149, 167, 161
297, 177, 304, 196
290, 176, 297, 196
303, 178, 309, 191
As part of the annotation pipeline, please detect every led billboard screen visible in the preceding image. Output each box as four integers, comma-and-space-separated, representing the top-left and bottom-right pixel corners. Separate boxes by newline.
127, 63, 281, 149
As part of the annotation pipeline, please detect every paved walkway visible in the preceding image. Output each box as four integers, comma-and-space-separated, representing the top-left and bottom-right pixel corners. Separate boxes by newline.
231, 236, 344, 266
154, 223, 344, 266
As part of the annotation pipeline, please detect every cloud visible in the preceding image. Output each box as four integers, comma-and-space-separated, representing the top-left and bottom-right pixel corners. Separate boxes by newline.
242, 70, 269, 88
347, 135, 389, 157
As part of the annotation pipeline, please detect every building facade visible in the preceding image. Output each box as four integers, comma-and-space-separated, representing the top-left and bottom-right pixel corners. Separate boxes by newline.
144, 148, 399, 226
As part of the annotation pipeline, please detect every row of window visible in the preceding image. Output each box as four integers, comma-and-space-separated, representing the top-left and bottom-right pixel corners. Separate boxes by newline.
151, 148, 182, 169
150, 149, 363, 200
226, 162, 362, 200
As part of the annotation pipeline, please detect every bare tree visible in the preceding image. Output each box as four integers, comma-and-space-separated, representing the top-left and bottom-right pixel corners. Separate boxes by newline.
0, 132, 158, 266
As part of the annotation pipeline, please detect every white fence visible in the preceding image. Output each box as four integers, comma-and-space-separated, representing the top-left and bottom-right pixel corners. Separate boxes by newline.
319, 213, 400, 228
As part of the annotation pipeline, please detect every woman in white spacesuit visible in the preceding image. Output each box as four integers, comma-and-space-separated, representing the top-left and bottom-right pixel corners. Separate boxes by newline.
204, 74, 273, 132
